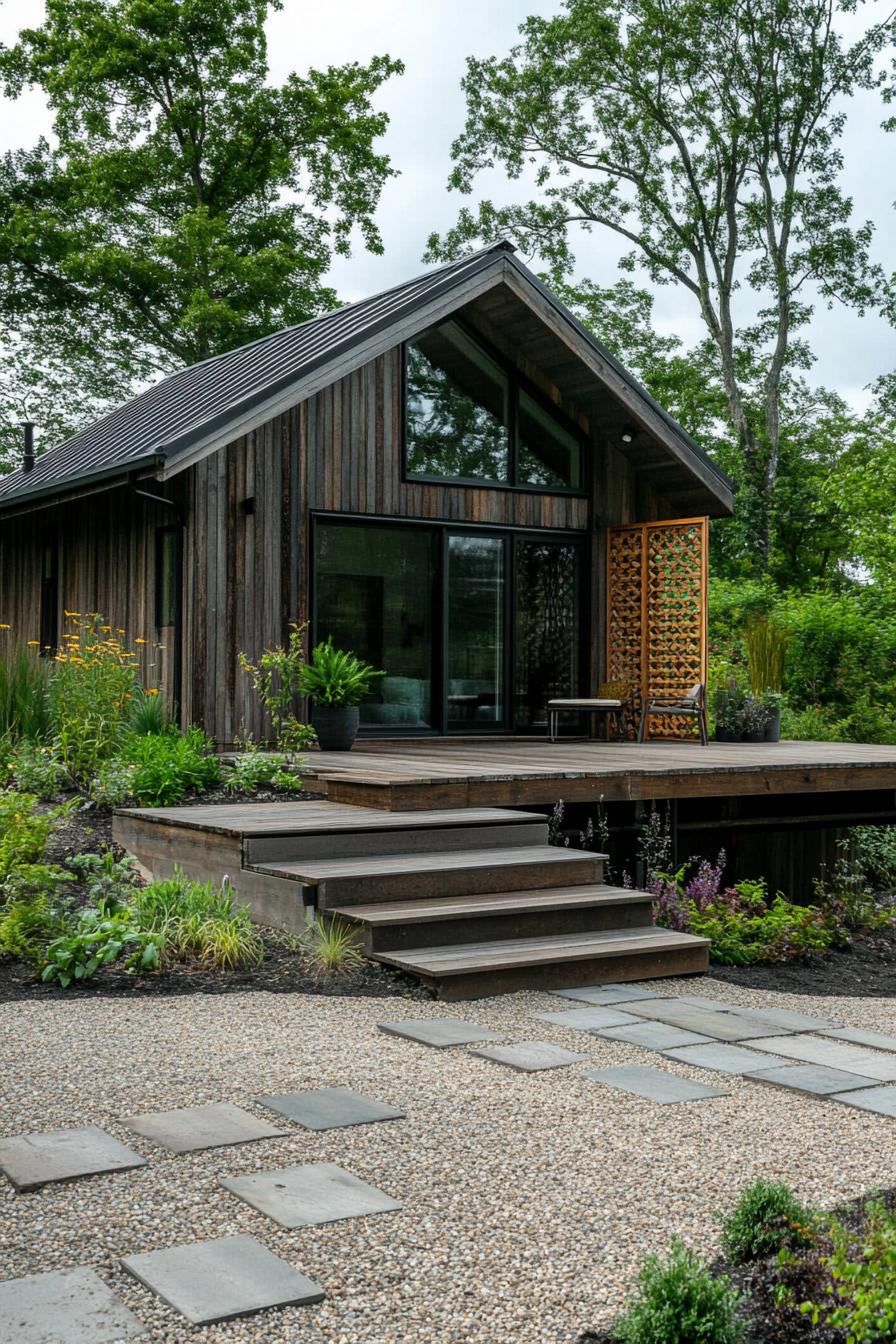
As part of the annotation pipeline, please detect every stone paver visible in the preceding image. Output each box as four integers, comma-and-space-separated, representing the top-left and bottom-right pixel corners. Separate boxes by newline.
550, 985, 656, 1005
747, 1064, 882, 1095
823, 1027, 896, 1053
531, 1006, 639, 1032
255, 1088, 405, 1132
663, 1043, 791, 1075
0, 1125, 147, 1193
583, 1065, 728, 1105
669, 995, 740, 1011
469, 1040, 588, 1072
832, 1086, 896, 1119
121, 1102, 287, 1154
377, 1018, 503, 1048
220, 1162, 403, 1227
724, 1006, 836, 1031
121, 1234, 324, 1324
594, 1022, 713, 1051
740, 1035, 896, 1081
623, 1002, 795, 1040
0, 1267, 145, 1343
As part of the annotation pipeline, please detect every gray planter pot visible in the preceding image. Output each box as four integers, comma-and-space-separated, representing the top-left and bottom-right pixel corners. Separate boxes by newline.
764, 706, 781, 742
312, 705, 359, 752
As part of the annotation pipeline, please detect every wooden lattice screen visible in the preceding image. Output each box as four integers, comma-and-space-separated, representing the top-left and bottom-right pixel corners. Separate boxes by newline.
606, 518, 708, 739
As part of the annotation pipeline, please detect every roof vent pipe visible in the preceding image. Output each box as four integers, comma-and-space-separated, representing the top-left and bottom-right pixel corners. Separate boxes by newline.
21, 422, 35, 473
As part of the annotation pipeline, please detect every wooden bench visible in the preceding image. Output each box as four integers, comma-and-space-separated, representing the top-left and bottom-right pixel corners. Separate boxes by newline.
546, 698, 625, 743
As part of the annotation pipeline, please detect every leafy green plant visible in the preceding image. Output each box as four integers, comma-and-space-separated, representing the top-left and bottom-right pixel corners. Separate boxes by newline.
87, 758, 139, 807
612, 1238, 745, 1344
130, 688, 169, 735
687, 884, 832, 965
720, 1180, 815, 1264
40, 906, 161, 986
0, 791, 56, 879
100, 727, 221, 807
239, 623, 317, 753
48, 616, 141, 779
298, 637, 385, 707
0, 642, 51, 743
225, 743, 304, 795
801, 1202, 896, 1343
852, 826, 896, 893
7, 742, 68, 799
132, 871, 263, 970
745, 617, 788, 695
0, 872, 73, 963
300, 915, 364, 975
68, 851, 143, 908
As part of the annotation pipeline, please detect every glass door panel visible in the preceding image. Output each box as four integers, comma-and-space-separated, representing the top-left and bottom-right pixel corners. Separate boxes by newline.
514, 540, 579, 730
314, 522, 437, 730
446, 533, 505, 730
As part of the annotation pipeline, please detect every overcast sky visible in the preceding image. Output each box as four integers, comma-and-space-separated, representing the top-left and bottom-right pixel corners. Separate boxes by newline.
1, 0, 895, 407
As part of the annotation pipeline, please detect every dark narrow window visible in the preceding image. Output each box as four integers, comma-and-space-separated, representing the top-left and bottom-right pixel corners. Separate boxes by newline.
39, 535, 58, 655
155, 527, 179, 627
405, 321, 510, 483
517, 389, 582, 490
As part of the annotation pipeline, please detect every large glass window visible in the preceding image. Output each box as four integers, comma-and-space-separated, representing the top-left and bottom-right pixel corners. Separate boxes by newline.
446, 534, 505, 729
405, 322, 510, 482
314, 522, 437, 730
405, 320, 585, 491
514, 539, 580, 730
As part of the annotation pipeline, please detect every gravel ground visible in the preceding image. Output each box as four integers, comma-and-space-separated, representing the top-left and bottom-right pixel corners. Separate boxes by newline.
2, 976, 895, 1344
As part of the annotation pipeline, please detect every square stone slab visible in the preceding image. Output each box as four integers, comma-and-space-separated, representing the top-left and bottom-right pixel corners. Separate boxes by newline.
468, 1040, 588, 1072
623, 1002, 794, 1040
725, 1005, 836, 1031
0, 1125, 147, 1192
832, 1086, 896, 1119
220, 1162, 402, 1227
531, 1006, 640, 1032
550, 985, 657, 1005
669, 994, 742, 1011
740, 1034, 896, 1081
747, 1064, 883, 1095
663, 1043, 792, 1075
121, 1102, 288, 1154
255, 1087, 405, 1132
121, 1234, 324, 1325
377, 1018, 503, 1048
583, 1065, 727, 1105
824, 1027, 896, 1053
594, 1022, 714, 1051
0, 1267, 145, 1343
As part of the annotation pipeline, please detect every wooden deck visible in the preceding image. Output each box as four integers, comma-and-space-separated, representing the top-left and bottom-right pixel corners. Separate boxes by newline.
302, 738, 896, 810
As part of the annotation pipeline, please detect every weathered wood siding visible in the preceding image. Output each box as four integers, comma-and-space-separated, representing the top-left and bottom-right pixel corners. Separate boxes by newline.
0, 485, 183, 704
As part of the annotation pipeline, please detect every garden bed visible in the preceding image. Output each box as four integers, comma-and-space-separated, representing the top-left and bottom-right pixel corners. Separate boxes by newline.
713, 917, 896, 998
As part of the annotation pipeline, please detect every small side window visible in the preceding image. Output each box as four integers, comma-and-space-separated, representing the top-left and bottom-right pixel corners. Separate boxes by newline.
155, 527, 179, 628
39, 535, 59, 655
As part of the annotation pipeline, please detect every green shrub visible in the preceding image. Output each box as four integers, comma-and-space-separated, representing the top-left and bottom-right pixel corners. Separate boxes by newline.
853, 826, 896, 893
68, 851, 143, 908
0, 876, 72, 963
301, 915, 364, 975
802, 1203, 896, 1343
720, 1180, 815, 1264
0, 642, 51, 743
48, 617, 141, 779
7, 741, 69, 798
0, 791, 55, 879
613, 1239, 745, 1344
225, 744, 303, 795
132, 871, 262, 969
688, 884, 833, 965
130, 688, 169, 735
239, 623, 316, 753
89, 727, 221, 807
40, 905, 161, 986
297, 636, 385, 707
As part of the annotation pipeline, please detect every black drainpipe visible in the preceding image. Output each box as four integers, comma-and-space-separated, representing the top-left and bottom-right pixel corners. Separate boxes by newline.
21, 423, 35, 473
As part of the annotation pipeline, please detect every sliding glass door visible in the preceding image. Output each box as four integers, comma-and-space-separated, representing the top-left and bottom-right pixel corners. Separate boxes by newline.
314, 518, 583, 734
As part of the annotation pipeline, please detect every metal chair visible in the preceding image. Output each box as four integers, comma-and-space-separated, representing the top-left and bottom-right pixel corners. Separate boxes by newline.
637, 682, 708, 745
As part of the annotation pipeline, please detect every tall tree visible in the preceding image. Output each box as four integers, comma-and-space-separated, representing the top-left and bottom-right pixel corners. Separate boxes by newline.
427, 0, 894, 568
0, 0, 402, 462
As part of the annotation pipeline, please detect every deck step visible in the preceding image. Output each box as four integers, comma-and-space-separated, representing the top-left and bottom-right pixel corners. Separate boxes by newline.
328, 884, 653, 951
374, 927, 711, 1001
245, 818, 549, 864
250, 845, 605, 908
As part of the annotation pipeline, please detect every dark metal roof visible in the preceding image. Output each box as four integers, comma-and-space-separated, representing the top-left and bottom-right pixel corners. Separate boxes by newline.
0, 241, 732, 510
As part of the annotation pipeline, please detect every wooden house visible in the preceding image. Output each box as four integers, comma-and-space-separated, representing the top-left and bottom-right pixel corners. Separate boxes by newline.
0, 243, 734, 743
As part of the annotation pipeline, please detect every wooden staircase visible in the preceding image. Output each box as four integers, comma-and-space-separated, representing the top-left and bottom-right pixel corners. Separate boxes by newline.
243, 806, 709, 1000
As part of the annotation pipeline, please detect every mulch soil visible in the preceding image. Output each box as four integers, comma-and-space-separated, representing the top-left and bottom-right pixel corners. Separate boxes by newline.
711, 917, 896, 998
580, 1186, 896, 1344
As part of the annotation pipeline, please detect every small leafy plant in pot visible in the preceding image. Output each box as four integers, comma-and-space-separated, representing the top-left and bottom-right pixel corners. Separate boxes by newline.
298, 638, 384, 750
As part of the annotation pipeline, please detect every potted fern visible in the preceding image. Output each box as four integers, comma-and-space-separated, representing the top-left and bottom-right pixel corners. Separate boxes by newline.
297, 638, 385, 751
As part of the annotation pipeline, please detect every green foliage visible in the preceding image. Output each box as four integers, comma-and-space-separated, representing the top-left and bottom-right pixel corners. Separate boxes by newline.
0, 0, 402, 466
745, 618, 788, 696
298, 637, 385, 708
613, 1238, 745, 1344
0, 642, 51, 742
68, 851, 143, 907
720, 1181, 815, 1265
0, 790, 54, 879
0, 867, 72, 963
801, 1203, 896, 1343
48, 618, 140, 779
225, 744, 304, 795
300, 915, 364, 976
40, 905, 161, 986
132, 871, 262, 970
852, 826, 896, 893
239, 624, 317, 753
130, 689, 169, 736
7, 742, 68, 799
687, 882, 833, 965
90, 727, 221, 807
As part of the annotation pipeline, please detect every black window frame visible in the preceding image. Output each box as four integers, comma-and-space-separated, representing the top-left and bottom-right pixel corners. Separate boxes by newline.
402, 319, 589, 497
154, 525, 181, 629
38, 532, 59, 656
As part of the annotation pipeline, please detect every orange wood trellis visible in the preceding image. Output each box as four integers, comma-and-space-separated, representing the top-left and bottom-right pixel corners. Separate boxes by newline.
606, 518, 708, 739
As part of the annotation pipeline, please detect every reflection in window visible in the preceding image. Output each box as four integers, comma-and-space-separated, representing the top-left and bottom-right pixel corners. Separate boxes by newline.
405, 322, 510, 482
518, 390, 582, 490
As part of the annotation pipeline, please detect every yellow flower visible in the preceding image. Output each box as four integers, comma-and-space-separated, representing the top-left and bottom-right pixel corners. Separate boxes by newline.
134, 638, 147, 644
146, 688, 160, 696
63, 610, 80, 618
27, 640, 40, 646
0, 624, 9, 630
